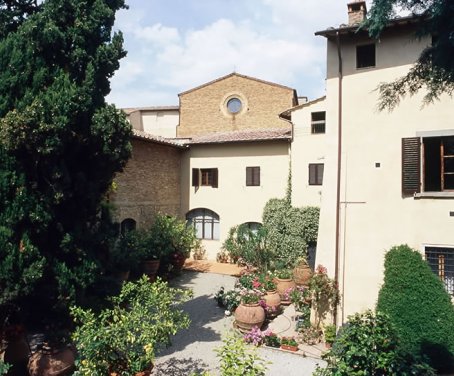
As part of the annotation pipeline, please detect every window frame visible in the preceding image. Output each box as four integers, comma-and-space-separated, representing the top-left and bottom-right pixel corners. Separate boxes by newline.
192, 168, 218, 188
309, 163, 324, 186
356, 43, 376, 69
425, 246, 454, 295
186, 208, 220, 240
246, 166, 261, 187
311, 111, 326, 134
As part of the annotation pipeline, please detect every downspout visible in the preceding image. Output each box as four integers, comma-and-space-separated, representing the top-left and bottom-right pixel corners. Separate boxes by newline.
334, 31, 343, 327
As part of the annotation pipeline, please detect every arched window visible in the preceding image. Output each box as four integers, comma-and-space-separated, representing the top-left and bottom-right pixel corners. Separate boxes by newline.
120, 218, 137, 235
186, 208, 220, 240
241, 222, 262, 234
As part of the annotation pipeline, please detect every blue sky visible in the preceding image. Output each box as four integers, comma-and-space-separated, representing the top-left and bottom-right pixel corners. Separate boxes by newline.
107, 0, 374, 108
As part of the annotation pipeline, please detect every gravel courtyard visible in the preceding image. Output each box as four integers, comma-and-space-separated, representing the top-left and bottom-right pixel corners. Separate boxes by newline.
152, 270, 324, 376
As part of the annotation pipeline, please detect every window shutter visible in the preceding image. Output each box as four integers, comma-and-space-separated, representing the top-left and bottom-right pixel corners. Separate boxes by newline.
309, 164, 316, 185
317, 164, 324, 185
402, 137, 421, 195
246, 167, 252, 186
255, 167, 260, 186
192, 168, 200, 187
212, 168, 218, 188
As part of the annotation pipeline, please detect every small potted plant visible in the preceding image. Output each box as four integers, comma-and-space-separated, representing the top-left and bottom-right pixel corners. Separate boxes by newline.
264, 332, 281, 348
274, 269, 296, 303
109, 232, 141, 282
280, 336, 299, 352
234, 290, 265, 333
323, 324, 336, 349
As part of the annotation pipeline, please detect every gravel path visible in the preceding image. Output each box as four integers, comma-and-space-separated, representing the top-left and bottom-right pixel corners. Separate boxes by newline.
152, 271, 324, 376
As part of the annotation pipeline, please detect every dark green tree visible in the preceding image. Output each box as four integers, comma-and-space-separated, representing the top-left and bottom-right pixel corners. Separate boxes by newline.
377, 244, 454, 373
0, 0, 131, 325
365, 0, 454, 110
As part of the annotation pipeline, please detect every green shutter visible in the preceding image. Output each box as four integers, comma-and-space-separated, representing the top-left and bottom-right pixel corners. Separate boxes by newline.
402, 137, 421, 195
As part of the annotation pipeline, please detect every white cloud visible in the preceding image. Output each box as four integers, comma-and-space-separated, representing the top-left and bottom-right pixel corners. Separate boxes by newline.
108, 0, 376, 108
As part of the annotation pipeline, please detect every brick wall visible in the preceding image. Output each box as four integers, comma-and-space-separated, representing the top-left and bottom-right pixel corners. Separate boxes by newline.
111, 138, 182, 228
177, 74, 295, 138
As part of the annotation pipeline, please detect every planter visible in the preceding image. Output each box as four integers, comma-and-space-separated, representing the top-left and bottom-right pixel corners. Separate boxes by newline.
234, 303, 265, 333
280, 344, 298, 352
143, 259, 160, 281
293, 263, 312, 286
115, 270, 130, 283
275, 277, 296, 304
28, 346, 75, 376
263, 290, 281, 318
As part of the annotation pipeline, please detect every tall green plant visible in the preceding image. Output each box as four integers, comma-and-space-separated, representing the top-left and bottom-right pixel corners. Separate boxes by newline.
71, 276, 192, 376
0, 0, 131, 323
377, 244, 454, 373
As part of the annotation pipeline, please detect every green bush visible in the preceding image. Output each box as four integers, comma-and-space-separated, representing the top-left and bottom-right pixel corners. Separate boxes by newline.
314, 310, 435, 376
222, 224, 271, 271
71, 276, 192, 375
377, 244, 454, 373
215, 333, 269, 376
262, 199, 319, 268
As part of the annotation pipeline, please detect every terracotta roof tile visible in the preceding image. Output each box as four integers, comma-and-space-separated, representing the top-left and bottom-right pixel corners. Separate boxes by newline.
189, 127, 292, 145
132, 130, 187, 148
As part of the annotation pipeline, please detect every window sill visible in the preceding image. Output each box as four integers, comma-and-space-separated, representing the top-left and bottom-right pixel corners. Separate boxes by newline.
414, 192, 454, 199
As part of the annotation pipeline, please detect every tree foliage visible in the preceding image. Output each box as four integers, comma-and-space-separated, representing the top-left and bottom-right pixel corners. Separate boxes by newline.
365, 0, 454, 110
377, 244, 454, 373
0, 0, 131, 322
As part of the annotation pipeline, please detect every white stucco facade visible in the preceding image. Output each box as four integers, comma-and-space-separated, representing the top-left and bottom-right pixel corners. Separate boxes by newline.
316, 21, 454, 321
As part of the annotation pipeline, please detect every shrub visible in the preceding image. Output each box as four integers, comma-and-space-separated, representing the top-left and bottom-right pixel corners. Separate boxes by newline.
0, 360, 10, 376
262, 199, 319, 269
377, 244, 454, 373
215, 333, 269, 376
314, 310, 435, 376
222, 224, 271, 271
71, 276, 192, 375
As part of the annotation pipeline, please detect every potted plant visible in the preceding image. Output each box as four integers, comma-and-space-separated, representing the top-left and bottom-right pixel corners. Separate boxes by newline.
264, 332, 281, 348
293, 257, 312, 287
280, 337, 299, 352
109, 232, 141, 282
71, 276, 192, 375
274, 269, 296, 303
324, 324, 336, 348
259, 274, 280, 317
234, 290, 265, 333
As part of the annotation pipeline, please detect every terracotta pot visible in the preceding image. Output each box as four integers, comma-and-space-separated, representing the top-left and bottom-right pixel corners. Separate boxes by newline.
234, 303, 265, 333
263, 290, 281, 317
115, 270, 130, 283
143, 259, 160, 281
275, 277, 296, 303
293, 263, 312, 286
28, 346, 75, 376
280, 344, 298, 352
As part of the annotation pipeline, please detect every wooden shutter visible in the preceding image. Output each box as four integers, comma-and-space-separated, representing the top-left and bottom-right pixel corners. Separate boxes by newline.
246, 167, 253, 186
402, 137, 421, 195
309, 164, 316, 185
212, 168, 218, 188
317, 164, 324, 185
255, 167, 260, 186
192, 168, 200, 187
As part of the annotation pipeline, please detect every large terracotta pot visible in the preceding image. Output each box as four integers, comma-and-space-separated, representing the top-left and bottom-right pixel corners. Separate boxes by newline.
143, 259, 160, 281
28, 346, 75, 376
234, 303, 265, 333
293, 263, 312, 286
263, 290, 281, 318
275, 277, 296, 304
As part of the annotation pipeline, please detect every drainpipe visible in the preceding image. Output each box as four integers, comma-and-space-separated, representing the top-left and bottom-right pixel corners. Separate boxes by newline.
334, 31, 343, 327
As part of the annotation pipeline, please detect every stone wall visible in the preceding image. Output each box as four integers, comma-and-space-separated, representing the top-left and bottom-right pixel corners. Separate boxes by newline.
111, 138, 182, 228
178, 74, 296, 138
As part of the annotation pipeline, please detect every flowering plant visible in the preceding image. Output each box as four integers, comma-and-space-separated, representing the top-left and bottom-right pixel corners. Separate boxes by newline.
259, 299, 281, 316
281, 336, 298, 347
264, 332, 281, 348
240, 289, 262, 305
308, 265, 340, 328
214, 287, 241, 312
243, 327, 276, 347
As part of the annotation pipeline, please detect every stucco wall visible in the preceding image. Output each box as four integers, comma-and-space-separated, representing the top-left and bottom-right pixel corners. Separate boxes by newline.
178, 74, 295, 138
180, 141, 290, 259
141, 110, 179, 138
317, 28, 454, 321
112, 138, 182, 228
291, 98, 327, 207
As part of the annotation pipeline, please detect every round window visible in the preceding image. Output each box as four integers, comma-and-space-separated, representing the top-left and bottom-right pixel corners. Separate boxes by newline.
227, 98, 242, 114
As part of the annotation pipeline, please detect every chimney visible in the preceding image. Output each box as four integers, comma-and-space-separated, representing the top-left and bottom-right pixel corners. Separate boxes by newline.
347, 1, 367, 25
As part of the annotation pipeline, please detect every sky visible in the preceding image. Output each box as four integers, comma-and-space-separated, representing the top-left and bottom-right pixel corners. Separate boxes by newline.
107, 0, 375, 108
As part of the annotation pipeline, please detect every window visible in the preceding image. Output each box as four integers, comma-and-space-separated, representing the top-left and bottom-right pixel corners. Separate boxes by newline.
241, 222, 262, 233
120, 218, 136, 235
309, 163, 324, 185
246, 166, 260, 186
356, 43, 375, 68
426, 246, 454, 295
192, 168, 218, 188
311, 112, 326, 134
227, 98, 242, 114
402, 136, 454, 195
186, 208, 220, 240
